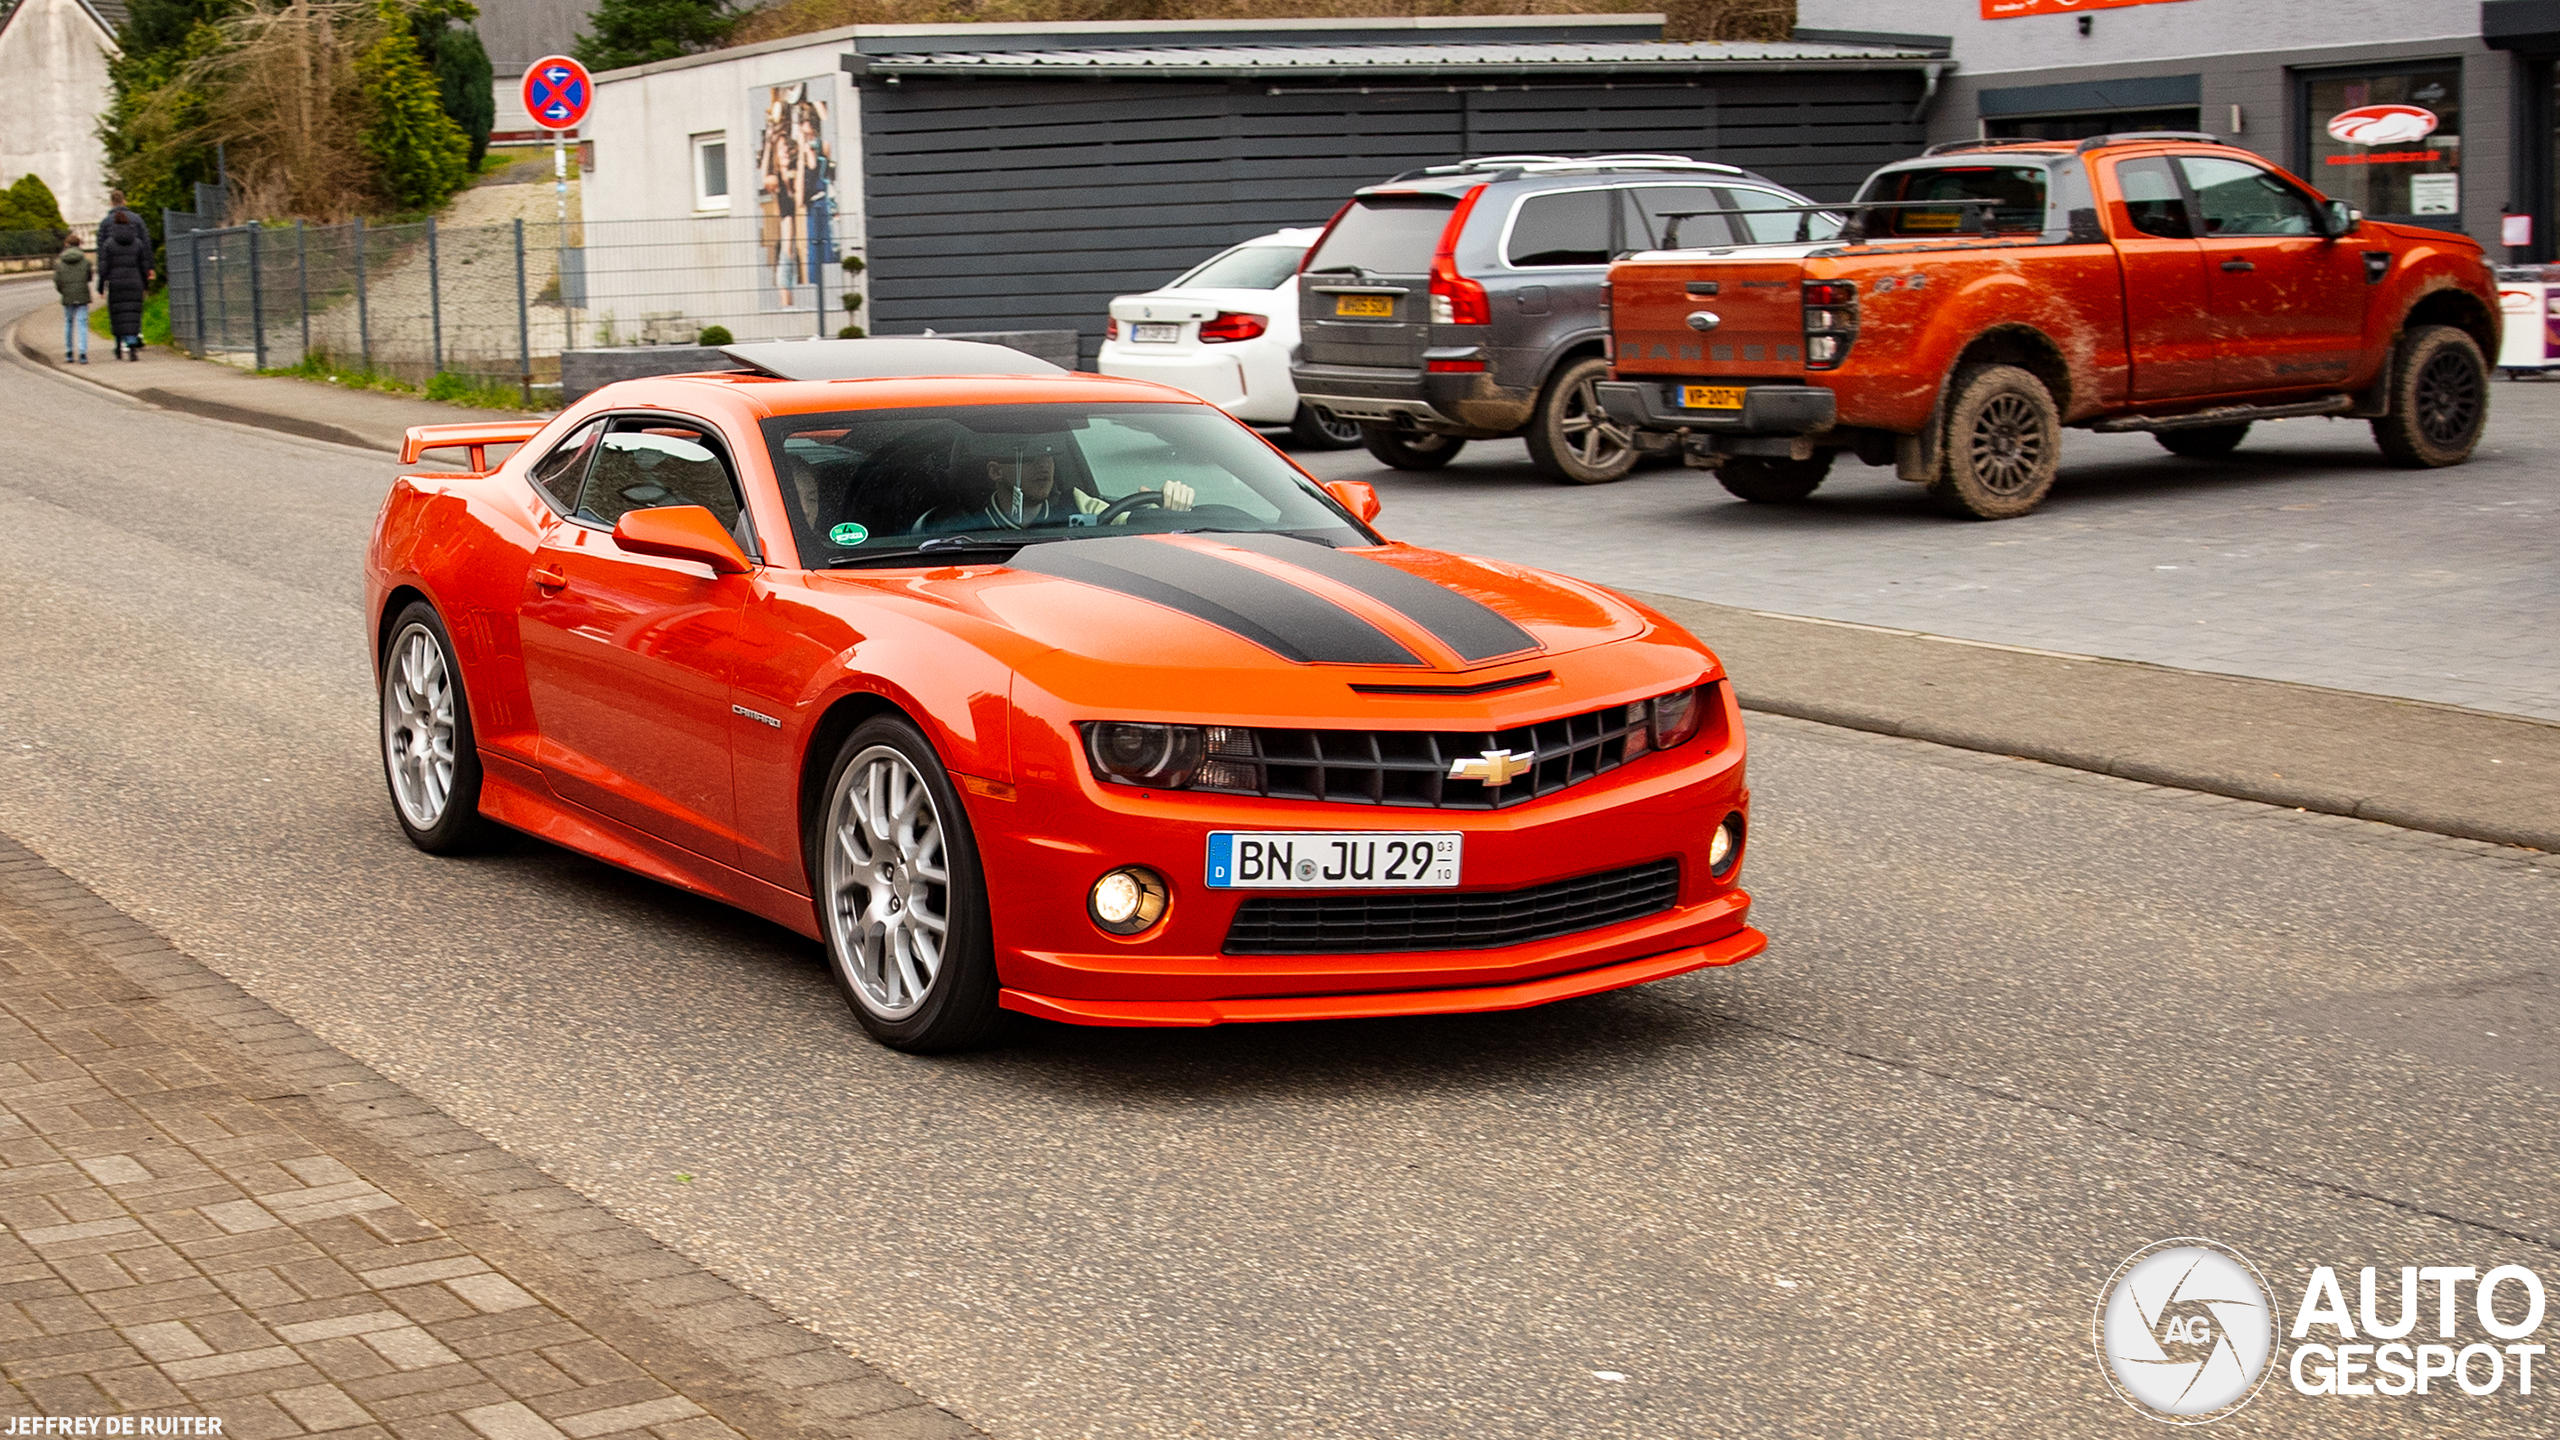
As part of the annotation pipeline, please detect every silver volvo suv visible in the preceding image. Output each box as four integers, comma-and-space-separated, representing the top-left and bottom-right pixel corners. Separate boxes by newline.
1290, 155, 1835, 484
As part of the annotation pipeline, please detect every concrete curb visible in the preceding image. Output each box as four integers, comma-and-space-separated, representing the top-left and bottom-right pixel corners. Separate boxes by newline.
0, 833, 983, 1439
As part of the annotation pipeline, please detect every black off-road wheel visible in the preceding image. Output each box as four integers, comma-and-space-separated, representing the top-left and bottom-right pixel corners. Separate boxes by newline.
2156, 423, 2250, 458
1715, 453, 1835, 504
379, 602, 500, 854
2371, 324, 2488, 468
1524, 355, 1640, 484
1287, 402, 1365, 450
812, 716, 1000, 1053
1360, 425, 1466, 471
1928, 364, 2063, 520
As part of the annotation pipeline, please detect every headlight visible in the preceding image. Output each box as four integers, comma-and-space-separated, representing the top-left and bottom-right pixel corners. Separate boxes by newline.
1621, 685, 1709, 759
1089, 866, 1169, 935
1085, 722, 1205, 789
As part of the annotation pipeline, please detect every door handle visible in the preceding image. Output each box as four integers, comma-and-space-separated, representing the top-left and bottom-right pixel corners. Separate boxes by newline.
2220, 259, 2256, 273
532, 567, 568, 589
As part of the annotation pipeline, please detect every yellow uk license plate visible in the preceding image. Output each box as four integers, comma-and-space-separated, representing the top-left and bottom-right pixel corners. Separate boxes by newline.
1334, 294, 1396, 318
1681, 385, 1747, 410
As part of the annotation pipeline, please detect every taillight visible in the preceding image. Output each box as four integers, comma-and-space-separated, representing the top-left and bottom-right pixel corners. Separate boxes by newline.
1428, 184, 1492, 326
1199, 311, 1268, 343
1802, 278, 1859, 371
1105, 317, 1120, 341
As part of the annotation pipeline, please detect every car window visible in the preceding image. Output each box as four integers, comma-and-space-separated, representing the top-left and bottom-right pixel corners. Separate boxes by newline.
1173, 244, 1308, 290
2177, 156, 2319, 237
1505, 190, 1613, 267
1721, 186, 1842, 244
527, 419, 602, 512
1859, 165, 2049, 237
1623, 185, 1734, 249
1302, 196, 1456, 277
2113, 157, 2193, 239
577, 418, 747, 539
759, 403, 1369, 565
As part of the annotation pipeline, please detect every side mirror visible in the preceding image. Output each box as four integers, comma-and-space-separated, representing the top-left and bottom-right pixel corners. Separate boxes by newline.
2324, 199, 2359, 238
1323, 479, 1383, 526
612, 505, 752, 575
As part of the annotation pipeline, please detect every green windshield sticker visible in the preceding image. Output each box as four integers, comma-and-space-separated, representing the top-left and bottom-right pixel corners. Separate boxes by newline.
829, 522, 870, 546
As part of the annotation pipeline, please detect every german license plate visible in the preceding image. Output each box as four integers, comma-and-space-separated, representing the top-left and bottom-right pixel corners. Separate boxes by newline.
1206, 831, 1461, 889
1682, 385, 1747, 410
1334, 294, 1396, 318
1132, 323, 1181, 343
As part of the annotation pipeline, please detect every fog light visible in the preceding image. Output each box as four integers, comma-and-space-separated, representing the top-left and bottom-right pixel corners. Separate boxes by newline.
1708, 815, 1744, 877
1089, 866, 1169, 935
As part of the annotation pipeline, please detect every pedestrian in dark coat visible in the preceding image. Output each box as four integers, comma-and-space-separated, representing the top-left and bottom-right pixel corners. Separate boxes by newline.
53, 238, 92, 364
95, 191, 153, 361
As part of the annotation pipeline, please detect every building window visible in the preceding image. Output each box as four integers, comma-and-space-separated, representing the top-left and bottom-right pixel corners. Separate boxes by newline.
2300, 64, 2461, 228
692, 133, 729, 211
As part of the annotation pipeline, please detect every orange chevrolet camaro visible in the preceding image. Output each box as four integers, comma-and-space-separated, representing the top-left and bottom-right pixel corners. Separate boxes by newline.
366, 339, 1763, 1050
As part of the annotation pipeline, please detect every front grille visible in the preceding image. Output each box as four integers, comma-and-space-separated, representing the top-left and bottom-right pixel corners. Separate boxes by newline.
1192, 694, 1681, 811
1224, 859, 1681, 956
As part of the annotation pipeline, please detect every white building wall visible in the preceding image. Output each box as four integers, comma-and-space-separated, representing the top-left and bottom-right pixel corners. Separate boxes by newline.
585, 29, 869, 343
0, 0, 118, 229
1800, 0, 2477, 78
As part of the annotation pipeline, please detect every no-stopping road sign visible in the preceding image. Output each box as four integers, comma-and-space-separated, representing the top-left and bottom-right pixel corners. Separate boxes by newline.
522, 55, 592, 131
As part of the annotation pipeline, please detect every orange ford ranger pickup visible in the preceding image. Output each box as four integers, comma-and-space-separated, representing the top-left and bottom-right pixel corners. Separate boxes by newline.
1593, 133, 2499, 518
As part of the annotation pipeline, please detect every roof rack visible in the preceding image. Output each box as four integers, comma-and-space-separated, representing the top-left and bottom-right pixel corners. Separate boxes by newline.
2075, 130, 2225, 153
1386, 153, 1745, 182
1920, 138, 2020, 157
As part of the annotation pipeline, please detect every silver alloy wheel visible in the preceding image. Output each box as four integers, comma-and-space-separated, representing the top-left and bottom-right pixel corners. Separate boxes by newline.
382, 623, 458, 830
1968, 392, 2049, 496
823, 744, 952, 1021
1311, 405, 1362, 444
1558, 373, 1635, 470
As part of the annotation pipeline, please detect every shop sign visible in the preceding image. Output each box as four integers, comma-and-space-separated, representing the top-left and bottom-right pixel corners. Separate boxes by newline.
2326, 104, 2439, 147
1981, 0, 2193, 17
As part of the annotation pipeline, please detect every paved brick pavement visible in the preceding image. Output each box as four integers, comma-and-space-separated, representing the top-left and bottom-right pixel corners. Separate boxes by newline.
0, 837, 975, 1439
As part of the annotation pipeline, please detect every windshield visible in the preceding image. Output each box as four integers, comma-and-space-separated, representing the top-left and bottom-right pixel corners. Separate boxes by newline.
1173, 244, 1309, 290
1302, 196, 1456, 277
1859, 165, 2050, 238
762, 403, 1371, 566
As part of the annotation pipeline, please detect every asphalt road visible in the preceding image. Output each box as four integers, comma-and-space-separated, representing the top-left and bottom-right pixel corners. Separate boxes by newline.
3, 283, 2555, 1436
1291, 397, 2560, 723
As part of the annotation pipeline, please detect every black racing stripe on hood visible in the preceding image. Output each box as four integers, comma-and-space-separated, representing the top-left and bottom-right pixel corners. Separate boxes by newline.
1213, 533, 1540, 663
1011, 536, 1423, 666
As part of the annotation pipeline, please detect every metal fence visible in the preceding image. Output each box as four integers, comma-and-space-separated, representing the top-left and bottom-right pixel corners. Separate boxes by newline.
163, 215, 868, 398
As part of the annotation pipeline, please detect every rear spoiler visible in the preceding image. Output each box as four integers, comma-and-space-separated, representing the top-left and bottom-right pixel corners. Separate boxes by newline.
401, 421, 545, 475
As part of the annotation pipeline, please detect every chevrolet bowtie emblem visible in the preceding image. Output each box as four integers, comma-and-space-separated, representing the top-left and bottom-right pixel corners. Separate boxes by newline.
1449, 748, 1535, 787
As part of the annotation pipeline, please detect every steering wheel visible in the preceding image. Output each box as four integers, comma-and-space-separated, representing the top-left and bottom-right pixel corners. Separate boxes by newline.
1093, 490, 1167, 525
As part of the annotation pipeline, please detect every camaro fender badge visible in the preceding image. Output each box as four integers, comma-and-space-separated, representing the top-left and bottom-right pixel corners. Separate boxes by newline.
730, 704, 782, 729
1449, 748, 1535, 787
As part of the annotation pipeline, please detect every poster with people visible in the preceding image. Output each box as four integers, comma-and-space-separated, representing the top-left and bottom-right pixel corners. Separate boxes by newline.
753, 77, 837, 312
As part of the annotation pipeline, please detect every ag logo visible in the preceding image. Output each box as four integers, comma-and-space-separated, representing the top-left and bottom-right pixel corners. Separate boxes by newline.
2095, 1238, 2276, 1424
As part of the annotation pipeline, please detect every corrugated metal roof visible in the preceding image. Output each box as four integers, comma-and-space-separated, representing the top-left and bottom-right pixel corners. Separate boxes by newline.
853, 40, 1945, 80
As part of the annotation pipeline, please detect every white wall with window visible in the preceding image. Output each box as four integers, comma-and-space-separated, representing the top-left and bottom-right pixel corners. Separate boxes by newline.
690, 132, 730, 212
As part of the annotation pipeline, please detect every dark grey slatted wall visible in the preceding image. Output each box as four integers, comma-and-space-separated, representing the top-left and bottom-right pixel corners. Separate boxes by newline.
861, 72, 1922, 366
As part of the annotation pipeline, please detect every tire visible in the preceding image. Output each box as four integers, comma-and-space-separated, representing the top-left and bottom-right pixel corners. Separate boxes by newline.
1523, 355, 1639, 484
1360, 425, 1466, 471
2370, 324, 2488, 468
1715, 453, 1834, 504
814, 716, 998, 1052
2155, 423, 2250, 458
379, 602, 498, 854
1287, 402, 1364, 450
1927, 364, 2063, 520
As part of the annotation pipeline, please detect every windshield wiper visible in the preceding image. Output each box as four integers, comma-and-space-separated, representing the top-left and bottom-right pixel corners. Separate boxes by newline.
824, 533, 1093, 569
1303, 263, 1371, 279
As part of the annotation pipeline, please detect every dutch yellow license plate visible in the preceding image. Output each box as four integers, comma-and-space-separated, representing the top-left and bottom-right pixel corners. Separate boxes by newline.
1334, 294, 1396, 318
1681, 385, 1747, 410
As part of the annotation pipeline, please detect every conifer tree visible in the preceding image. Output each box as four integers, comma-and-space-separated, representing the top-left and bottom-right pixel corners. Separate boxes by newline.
574, 0, 737, 74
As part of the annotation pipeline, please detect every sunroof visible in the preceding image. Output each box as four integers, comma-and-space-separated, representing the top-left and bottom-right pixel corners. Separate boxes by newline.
719, 338, 1067, 381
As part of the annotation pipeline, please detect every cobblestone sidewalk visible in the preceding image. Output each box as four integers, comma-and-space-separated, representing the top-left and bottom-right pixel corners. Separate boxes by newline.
0, 837, 974, 1440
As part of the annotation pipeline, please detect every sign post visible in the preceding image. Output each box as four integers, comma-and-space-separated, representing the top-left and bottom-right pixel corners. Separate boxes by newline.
521, 55, 593, 365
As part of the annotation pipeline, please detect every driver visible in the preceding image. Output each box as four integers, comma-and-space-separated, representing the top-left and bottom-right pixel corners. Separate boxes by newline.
920, 437, 1195, 532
